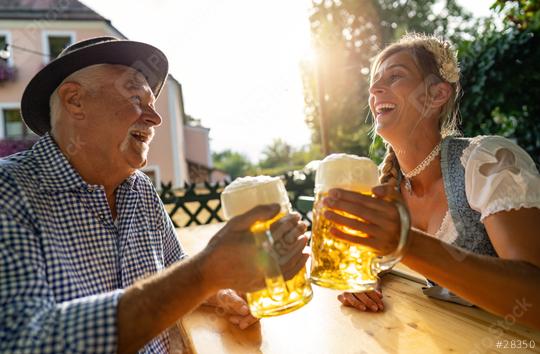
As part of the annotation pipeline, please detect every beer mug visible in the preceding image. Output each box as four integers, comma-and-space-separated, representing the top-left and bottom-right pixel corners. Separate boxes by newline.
310, 154, 410, 292
221, 176, 313, 317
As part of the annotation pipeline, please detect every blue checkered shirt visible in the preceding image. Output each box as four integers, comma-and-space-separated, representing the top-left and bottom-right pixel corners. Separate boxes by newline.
0, 134, 187, 353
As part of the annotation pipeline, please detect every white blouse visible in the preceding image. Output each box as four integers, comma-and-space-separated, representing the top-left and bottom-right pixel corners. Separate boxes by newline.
433, 136, 540, 244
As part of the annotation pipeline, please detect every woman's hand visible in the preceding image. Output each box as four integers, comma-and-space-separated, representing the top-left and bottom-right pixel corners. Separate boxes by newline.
323, 184, 407, 256
338, 286, 384, 312
214, 289, 259, 329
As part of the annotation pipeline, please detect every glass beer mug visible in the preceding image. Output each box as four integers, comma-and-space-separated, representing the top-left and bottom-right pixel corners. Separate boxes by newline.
221, 176, 313, 317
310, 154, 410, 292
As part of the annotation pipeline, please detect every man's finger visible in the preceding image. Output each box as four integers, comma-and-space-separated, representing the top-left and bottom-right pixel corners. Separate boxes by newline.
282, 253, 309, 280
270, 213, 301, 239
277, 234, 308, 265
273, 220, 307, 246
282, 222, 307, 245
231, 204, 281, 230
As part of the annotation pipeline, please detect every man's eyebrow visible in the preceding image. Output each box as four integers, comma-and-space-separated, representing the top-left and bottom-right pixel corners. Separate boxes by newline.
134, 84, 157, 105
124, 79, 145, 90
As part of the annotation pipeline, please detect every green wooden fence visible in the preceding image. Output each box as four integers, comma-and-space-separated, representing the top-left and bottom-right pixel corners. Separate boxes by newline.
159, 171, 316, 228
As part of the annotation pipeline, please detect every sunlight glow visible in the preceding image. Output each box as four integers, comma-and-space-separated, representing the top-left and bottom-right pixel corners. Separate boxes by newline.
82, 0, 314, 162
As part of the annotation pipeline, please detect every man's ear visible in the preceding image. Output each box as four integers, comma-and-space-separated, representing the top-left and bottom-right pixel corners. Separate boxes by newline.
428, 82, 452, 109
57, 82, 85, 120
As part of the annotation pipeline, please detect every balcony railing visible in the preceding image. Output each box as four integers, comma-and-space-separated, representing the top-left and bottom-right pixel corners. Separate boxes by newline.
0, 61, 17, 82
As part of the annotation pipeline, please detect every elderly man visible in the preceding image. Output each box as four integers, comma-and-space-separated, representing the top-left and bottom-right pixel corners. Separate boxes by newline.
0, 37, 308, 353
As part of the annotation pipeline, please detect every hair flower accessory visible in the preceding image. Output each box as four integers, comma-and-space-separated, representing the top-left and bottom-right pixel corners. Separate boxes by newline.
399, 33, 460, 84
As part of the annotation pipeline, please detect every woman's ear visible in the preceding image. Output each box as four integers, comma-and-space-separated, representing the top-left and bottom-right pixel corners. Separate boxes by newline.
428, 82, 452, 109
58, 82, 85, 120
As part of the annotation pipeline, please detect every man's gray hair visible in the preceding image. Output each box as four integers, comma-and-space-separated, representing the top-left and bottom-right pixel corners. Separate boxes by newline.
49, 64, 112, 132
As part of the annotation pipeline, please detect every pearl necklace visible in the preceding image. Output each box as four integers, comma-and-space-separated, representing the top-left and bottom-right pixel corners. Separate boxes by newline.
401, 142, 441, 194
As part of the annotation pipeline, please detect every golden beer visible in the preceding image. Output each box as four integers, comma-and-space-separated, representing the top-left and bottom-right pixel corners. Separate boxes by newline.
221, 176, 313, 317
310, 154, 381, 292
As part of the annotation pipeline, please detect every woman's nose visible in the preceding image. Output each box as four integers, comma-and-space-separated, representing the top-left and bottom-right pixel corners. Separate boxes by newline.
369, 80, 386, 95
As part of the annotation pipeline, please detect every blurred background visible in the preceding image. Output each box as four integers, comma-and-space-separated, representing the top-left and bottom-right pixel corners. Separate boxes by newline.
1, 0, 538, 185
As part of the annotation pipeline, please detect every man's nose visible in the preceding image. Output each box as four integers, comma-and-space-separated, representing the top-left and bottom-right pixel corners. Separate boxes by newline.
143, 106, 162, 127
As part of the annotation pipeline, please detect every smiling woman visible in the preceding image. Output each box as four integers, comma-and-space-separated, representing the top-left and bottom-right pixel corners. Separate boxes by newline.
324, 33, 540, 330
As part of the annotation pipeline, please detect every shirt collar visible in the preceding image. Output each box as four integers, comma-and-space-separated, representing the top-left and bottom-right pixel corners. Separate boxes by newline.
33, 133, 139, 193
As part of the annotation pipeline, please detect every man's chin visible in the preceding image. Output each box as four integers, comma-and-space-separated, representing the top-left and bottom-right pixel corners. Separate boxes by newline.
126, 155, 148, 171
134, 159, 148, 170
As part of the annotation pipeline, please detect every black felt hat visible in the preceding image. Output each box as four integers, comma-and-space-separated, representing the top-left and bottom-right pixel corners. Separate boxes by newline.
21, 36, 169, 136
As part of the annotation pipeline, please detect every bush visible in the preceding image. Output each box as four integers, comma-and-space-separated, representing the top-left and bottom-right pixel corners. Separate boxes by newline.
459, 27, 540, 166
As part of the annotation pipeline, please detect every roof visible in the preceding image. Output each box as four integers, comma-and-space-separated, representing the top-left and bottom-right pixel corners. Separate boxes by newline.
0, 0, 105, 21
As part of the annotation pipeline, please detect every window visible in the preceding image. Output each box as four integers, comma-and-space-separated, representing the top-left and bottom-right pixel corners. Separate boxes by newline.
2, 109, 33, 138
48, 35, 72, 60
140, 165, 161, 190
143, 169, 157, 185
0, 35, 7, 63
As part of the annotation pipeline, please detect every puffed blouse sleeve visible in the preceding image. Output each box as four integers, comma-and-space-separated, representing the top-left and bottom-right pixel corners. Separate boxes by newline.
462, 135, 540, 221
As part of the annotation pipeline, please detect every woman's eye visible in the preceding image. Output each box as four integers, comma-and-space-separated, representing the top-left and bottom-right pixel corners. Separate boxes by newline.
389, 74, 402, 82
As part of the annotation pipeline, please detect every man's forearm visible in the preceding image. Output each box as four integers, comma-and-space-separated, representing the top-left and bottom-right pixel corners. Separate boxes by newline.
403, 229, 540, 329
117, 250, 218, 354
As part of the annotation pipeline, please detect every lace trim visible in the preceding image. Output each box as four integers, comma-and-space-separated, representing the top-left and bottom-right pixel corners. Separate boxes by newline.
460, 135, 487, 167
481, 197, 540, 221
434, 211, 450, 237
434, 210, 459, 244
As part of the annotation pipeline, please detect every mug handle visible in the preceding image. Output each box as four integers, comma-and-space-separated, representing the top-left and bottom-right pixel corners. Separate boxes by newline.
371, 199, 411, 273
251, 227, 290, 302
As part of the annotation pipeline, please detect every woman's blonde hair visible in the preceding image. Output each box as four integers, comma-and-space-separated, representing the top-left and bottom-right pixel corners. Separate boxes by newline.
371, 33, 462, 185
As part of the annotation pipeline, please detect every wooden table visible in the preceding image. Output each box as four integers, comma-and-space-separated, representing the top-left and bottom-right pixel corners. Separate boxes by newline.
176, 223, 540, 354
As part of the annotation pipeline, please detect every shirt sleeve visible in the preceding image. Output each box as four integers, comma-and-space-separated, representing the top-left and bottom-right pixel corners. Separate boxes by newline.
463, 136, 540, 221
0, 211, 123, 353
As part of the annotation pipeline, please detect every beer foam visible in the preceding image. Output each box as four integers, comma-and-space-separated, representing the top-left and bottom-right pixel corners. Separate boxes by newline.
221, 176, 290, 219
315, 153, 379, 193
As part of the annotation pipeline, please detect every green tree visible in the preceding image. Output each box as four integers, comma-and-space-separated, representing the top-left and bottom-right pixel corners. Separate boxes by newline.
256, 139, 323, 176
212, 149, 253, 180
259, 138, 294, 170
492, 0, 540, 30
459, 0, 540, 165
302, 0, 475, 160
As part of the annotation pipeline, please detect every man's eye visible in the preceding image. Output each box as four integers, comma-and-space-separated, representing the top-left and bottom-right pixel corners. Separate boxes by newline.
131, 95, 142, 104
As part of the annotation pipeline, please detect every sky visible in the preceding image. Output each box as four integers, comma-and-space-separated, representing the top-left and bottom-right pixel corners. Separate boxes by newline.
81, 0, 495, 162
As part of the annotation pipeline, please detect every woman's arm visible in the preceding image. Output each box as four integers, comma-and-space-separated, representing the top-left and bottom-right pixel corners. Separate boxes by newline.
403, 220, 540, 329
324, 186, 540, 329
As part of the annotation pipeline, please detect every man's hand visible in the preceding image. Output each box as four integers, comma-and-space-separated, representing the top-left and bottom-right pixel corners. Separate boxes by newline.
199, 204, 309, 294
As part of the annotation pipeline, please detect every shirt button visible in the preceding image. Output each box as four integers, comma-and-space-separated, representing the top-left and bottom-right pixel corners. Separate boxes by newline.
87, 187, 94, 193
